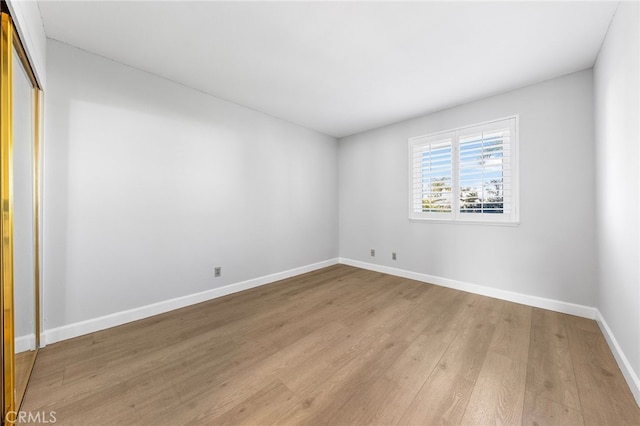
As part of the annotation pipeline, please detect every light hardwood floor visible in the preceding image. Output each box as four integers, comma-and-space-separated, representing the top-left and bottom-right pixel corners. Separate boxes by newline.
21, 265, 640, 425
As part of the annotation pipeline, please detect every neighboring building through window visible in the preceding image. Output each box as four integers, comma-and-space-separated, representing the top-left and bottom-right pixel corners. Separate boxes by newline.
409, 116, 519, 224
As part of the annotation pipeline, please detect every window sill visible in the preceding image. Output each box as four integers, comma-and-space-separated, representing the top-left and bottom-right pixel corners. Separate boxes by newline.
409, 218, 520, 227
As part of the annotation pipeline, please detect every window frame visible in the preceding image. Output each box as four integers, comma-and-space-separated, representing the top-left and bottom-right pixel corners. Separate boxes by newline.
408, 115, 520, 225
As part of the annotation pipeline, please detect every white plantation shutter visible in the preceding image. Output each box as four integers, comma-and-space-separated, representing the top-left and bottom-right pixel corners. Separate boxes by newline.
457, 118, 516, 221
410, 132, 454, 219
409, 116, 518, 223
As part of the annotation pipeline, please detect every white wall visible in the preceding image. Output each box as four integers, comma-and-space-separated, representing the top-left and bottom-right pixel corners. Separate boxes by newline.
6, 0, 46, 88
339, 70, 597, 307
594, 1, 640, 399
43, 40, 338, 330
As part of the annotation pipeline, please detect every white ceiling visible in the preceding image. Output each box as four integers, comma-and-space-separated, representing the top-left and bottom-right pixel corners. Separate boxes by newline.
38, 1, 618, 138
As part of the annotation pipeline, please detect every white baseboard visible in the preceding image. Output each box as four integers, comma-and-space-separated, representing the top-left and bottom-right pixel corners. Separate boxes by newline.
596, 310, 640, 406
15, 333, 36, 353
338, 258, 597, 319
43, 258, 339, 346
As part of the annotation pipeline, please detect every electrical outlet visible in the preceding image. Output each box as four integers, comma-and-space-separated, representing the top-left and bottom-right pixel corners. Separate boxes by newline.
370, 249, 376, 257
392, 252, 397, 261
214, 267, 221, 277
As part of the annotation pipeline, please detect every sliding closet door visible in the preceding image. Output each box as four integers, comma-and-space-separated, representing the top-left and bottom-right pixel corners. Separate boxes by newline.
1, 11, 42, 417
12, 31, 38, 409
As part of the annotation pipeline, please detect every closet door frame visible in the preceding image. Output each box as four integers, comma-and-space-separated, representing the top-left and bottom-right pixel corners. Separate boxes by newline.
0, 10, 42, 420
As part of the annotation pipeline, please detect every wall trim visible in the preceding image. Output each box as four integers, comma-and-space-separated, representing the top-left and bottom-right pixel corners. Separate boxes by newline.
43, 258, 339, 346
338, 258, 598, 319
15, 333, 36, 353
596, 310, 640, 406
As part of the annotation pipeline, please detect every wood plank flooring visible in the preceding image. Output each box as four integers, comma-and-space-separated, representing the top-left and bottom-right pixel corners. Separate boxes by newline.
20, 265, 640, 425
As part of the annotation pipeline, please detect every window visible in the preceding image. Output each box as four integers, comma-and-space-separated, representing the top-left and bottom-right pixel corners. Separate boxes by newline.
409, 116, 518, 224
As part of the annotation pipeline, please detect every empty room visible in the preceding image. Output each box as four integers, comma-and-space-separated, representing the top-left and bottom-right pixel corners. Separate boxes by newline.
1, 0, 639, 424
